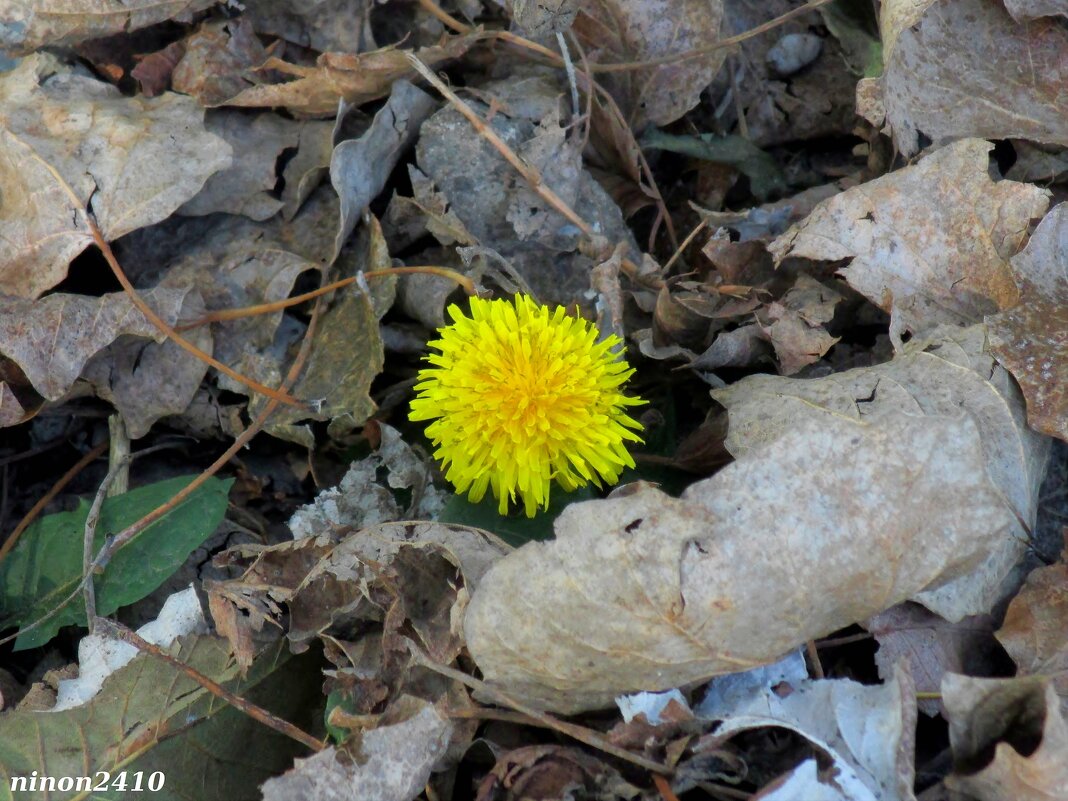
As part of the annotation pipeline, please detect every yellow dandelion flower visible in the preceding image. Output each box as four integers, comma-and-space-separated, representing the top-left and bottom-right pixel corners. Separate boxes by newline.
410, 294, 644, 517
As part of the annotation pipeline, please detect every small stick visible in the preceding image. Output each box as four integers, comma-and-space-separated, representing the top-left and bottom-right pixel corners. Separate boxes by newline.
662, 217, 710, 274
410, 646, 671, 775
83, 450, 134, 628
0, 441, 108, 562
94, 617, 325, 752
556, 32, 581, 127
106, 414, 130, 498
176, 266, 475, 331
805, 640, 825, 679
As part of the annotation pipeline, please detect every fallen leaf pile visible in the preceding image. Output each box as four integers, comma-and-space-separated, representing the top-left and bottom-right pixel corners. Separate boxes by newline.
0, 1, 1066, 800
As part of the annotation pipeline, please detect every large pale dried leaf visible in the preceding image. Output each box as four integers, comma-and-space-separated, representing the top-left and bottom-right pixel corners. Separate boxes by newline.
261, 698, 453, 801
769, 139, 1049, 339
881, 0, 1068, 156
943, 675, 1068, 800
244, 0, 377, 53
178, 111, 302, 221
0, 54, 231, 297
331, 79, 436, 258
711, 324, 1049, 620
987, 203, 1068, 442
0, 287, 198, 404
0, 636, 318, 801
1005, 0, 1068, 19
701, 665, 916, 801
465, 412, 1014, 713
573, 0, 725, 128
996, 560, 1068, 710
219, 35, 478, 117
0, 0, 216, 56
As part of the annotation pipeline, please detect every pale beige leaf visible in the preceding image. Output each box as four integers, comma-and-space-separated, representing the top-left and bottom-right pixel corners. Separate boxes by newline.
711, 324, 1049, 620
987, 203, 1068, 442
943, 675, 1068, 801
573, 0, 725, 128
0, 54, 232, 297
769, 139, 1049, 340
881, 0, 1068, 156
0, 0, 216, 56
465, 412, 1013, 713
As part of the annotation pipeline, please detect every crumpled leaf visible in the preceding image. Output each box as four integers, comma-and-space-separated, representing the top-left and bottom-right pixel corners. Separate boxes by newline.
170, 17, 274, 106
711, 324, 1049, 620
987, 203, 1068, 442
769, 138, 1049, 341
996, 559, 1068, 711
943, 674, 1068, 801
0, 0, 216, 56
243, 0, 378, 54
261, 696, 453, 801
0, 54, 232, 298
218, 34, 479, 117
880, 0, 1068, 157
288, 422, 448, 539
178, 111, 302, 221
465, 410, 1015, 713
572, 0, 725, 129
699, 664, 917, 801
330, 79, 436, 258
0, 635, 319, 801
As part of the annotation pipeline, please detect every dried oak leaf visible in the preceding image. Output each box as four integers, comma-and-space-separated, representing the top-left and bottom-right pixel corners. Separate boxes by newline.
217, 33, 479, 117
465, 411, 1014, 713
987, 203, 1068, 443
711, 324, 1049, 621
0, 0, 216, 56
573, 0, 725, 129
996, 559, 1068, 711
881, 0, 1068, 157
943, 674, 1068, 800
769, 138, 1049, 341
0, 54, 231, 298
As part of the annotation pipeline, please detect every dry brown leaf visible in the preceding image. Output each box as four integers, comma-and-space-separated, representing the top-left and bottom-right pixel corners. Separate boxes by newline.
170, 18, 272, 106
218, 34, 479, 117
769, 139, 1049, 341
711, 324, 1049, 620
996, 560, 1068, 710
573, 0, 725, 129
243, 0, 378, 53
987, 203, 1068, 443
943, 674, 1068, 800
465, 411, 1014, 713
0, 54, 231, 298
0, 287, 200, 406
867, 603, 999, 717
0, 0, 216, 56
881, 0, 1068, 157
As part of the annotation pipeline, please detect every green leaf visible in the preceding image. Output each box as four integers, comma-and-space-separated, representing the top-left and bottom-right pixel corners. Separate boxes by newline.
437, 486, 595, 547
0, 636, 323, 801
0, 475, 232, 650
641, 131, 787, 201
820, 0, 883, 77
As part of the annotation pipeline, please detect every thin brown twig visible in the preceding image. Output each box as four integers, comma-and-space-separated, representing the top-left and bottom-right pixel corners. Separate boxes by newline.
416, 0, 470, 33
662, 217, 709, 274
176, 266, 475, 330
94, 617, 325, 752
410, 646, 671, 775
653, 774, 682, 801
0, 441, 108, 563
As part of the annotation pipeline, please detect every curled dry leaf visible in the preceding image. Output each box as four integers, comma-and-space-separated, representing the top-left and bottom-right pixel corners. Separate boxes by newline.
0, 0, 217, 56
573, 0, 725, 129
987, 203, 1068, 442
881, 0, 1068, 157
769, 138, 1049, 341
943, 674, 1068, 801
0, 54, 232, 298
465, 411, 1014, 713
711, 324, 1049, 620
996, 559, 1068, 709
217, 33, 480, 117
